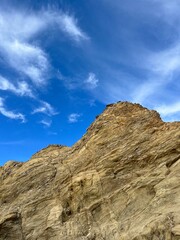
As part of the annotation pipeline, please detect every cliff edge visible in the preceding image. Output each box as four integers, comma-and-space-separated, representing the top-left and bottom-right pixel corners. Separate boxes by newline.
0, 102, 180, 239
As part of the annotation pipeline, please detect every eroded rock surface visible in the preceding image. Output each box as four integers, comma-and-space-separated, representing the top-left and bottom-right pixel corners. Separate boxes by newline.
0, 102, 180, 240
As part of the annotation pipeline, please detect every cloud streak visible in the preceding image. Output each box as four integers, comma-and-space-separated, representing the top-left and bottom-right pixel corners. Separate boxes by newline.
132, 42, 180, 103
0, 75, 34, 97
155, 101, 180, 116
32, 101, 58, 116
0, 140, 24, 145
0, 6, 87, 122
0, 11, 49, 86
55, 13, 88, 41
0, 8, 87, 86
39, 119, 52, 127
88, 0, 180, 121
0, 97, 25, 122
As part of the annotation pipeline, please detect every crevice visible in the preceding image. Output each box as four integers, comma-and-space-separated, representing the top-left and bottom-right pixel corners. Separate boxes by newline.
166, 155, 180, 168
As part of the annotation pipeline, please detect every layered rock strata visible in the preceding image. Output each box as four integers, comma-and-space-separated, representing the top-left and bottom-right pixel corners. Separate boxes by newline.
0, 102, 180, 240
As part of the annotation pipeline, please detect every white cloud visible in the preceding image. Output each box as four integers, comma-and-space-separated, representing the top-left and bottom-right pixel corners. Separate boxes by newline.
85, 72, 99, 89
57, 14, 88, 41
149, 44, 180, 77
42, 10, 88, 41
6, 40, 49, 86
0, 12, 49, 86
155, 101, 180, 116
0, 97, 25, 122
0, 7, 88, 124
132, 80, 160, 104
16, 81, 34, 97
132, 43, 180, 103
39, 119, 52, 127
68, 113, 81, 123
32, 101, 58, 116
0, 8, 87, 87
82, 1, 180, 114
0, 10, 45, 41
0, 75, 34, 97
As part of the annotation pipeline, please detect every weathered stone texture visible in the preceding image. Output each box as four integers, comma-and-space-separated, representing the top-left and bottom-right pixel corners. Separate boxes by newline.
0, 102, 180, 239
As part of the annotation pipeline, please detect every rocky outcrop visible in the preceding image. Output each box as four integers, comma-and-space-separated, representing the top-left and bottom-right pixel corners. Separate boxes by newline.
0, 102, 180, 240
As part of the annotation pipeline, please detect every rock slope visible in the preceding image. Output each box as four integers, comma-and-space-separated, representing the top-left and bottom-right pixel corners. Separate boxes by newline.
0, 102, 180, 240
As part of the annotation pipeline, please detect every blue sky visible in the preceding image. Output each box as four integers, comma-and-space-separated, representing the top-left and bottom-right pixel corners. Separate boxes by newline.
0, 0, 180, 165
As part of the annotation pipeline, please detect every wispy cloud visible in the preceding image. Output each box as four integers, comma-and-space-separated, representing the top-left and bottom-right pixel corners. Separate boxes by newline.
155, 101, 180, 116
0, 75, 34, 97
132, 43, 180, 103
0, 7, 87, 122
0, 11, 49, 86
58, 72, 99, 91
0, 97, 25, 122
148, 44, 180, 77
0, 140, 24, 145
68, 113, 81, 123
32, 101, 58, 116
47, 131, 58, 135
0, 8, 88, 86
84, 72, 99, 89
155, 0, 180, 21
90, 0, 180, 121
55, 13, 88, 41
39, 119, 52, 127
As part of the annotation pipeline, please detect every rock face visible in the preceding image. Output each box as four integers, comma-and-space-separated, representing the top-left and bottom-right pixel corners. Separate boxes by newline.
0, 102, 180, 240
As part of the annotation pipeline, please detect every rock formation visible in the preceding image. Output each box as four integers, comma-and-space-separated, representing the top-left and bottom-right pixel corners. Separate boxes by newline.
0, 102, 180, 240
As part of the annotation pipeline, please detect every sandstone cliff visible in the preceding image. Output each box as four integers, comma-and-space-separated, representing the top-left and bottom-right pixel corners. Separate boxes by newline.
0, 102, 180, 240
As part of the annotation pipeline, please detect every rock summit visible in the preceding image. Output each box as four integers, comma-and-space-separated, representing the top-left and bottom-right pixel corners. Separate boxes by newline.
0, 102, 180, 239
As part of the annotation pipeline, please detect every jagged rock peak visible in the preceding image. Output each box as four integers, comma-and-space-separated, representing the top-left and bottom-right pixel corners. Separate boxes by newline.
103, 101, 161, 117
86, 101, 162, 133
74, 101, 164, 150
0, 101, 180, 240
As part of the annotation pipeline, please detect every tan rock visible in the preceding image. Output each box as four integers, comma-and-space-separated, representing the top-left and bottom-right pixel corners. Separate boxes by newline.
0, 102, 180, 239
172, 225, 180, 236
